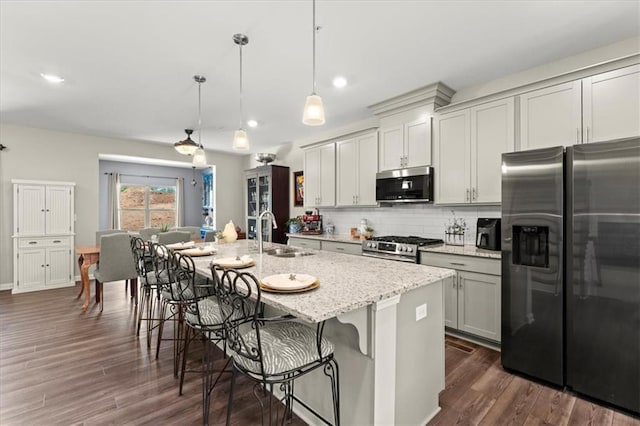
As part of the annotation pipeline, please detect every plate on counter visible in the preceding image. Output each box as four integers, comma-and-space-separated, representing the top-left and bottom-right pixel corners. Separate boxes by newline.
180, 247, 217, 257
260, 273, 317, 291
212, 256, 255, 269
260, 280, 319, 294
166, 241, 195, 250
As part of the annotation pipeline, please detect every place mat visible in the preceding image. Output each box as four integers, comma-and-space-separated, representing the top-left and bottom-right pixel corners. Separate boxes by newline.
212, 256, 255, 269
261, 273, 317, 291
260, 280, 320, 294
166, 241, 195, 250
180, 247, 217, 257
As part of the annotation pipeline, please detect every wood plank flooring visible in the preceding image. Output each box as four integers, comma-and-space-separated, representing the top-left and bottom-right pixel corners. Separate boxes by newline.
430, 336, 639, 426
0, 282, 305, 425
1, 282, 638, 425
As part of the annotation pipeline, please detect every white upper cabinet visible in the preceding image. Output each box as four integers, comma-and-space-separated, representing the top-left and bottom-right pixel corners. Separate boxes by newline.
519, 81, 582, 150
336, 131, 378, 207
471, 98, 515, 203
14, 183, 73, 236
378, 117, 431, 171
434, 97, 514, 204
583, 65, 640, 143
519, 64, 640, 150
434, 110, 470, 204
303, 143, 335, 208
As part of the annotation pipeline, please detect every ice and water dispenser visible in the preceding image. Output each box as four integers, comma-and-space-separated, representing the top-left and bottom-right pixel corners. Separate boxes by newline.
512, 225, 549, 268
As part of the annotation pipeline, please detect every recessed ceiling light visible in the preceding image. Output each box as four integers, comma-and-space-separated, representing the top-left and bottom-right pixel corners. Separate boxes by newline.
40, 73, 65, 84
247, 119, 258, 128
332, 76, 347, 88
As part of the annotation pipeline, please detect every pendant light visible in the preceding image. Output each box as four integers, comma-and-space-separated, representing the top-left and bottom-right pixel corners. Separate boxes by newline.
232, 33, 250, 150
174, 129, 198, 155
302, 0, 325, 126
192, 75, 207, 165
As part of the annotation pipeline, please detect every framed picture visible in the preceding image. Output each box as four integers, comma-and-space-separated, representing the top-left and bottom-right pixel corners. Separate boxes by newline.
293, 171, 304, 207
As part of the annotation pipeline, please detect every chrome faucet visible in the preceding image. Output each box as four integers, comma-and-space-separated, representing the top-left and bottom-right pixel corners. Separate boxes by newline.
257, 210, 278, 254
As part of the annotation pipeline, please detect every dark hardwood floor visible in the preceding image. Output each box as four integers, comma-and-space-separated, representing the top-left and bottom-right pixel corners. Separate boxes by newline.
1, 282, 638, 425
430, 336, 639, 426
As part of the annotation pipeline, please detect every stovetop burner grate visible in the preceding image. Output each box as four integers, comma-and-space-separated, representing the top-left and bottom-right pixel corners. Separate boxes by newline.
370, 235, 444, 246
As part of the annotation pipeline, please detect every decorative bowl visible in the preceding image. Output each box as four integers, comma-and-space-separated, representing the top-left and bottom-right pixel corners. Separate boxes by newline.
255, 153, 276, 165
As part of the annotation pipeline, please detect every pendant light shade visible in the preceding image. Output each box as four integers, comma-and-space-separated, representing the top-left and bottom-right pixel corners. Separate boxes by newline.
233, 33, 250, 150
174, 129, 198, 155
302, 0, 325, 126
192, 75, 207, 165
232, 129, 250, 150
303, 94, 325, 126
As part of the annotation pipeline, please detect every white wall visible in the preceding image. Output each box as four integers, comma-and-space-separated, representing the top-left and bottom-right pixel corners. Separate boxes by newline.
0, 123, 246, 287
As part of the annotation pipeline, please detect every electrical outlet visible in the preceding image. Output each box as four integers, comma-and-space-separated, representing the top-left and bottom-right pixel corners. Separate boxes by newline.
416, 303, 427, 321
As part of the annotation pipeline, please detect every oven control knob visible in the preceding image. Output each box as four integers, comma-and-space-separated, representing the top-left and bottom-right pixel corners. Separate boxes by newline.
399, 246, 405, 252
407, 247, 413, 252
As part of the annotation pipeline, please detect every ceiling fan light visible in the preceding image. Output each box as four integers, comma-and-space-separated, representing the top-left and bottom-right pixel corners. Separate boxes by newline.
302, 94, 326, 126
192, 147, 207, 165
174, 129, 198, 155
233, 129, 250, 150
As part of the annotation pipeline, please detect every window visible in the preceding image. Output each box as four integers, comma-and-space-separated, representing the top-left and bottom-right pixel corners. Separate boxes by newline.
118, 184, 176, 231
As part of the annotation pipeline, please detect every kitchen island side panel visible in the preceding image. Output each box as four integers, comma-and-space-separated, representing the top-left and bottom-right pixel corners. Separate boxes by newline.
278, 279, 445, 425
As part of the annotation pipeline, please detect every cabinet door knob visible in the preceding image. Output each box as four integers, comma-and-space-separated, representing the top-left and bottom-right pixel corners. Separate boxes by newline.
466, 189, 470, 201
472, 188, 477, 201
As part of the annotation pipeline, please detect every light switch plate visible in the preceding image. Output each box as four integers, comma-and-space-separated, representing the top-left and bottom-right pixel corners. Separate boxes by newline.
416, 303, 427, 321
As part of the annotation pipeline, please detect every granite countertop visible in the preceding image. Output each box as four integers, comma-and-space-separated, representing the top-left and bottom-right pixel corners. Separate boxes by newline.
192, 240, 454, 323
421, 244, 502, 259
288, 233, 502, 259
286, 233, 362, 245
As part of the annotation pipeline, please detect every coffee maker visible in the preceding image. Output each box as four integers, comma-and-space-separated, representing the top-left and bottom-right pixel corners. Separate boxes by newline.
476, 218, 501, 251
302, 211, 323, 235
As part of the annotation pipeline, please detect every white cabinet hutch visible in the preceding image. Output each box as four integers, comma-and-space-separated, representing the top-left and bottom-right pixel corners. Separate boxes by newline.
12, 180, 75, 293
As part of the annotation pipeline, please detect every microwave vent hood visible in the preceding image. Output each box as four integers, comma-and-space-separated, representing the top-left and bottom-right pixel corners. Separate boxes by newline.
376, 166, 434, 204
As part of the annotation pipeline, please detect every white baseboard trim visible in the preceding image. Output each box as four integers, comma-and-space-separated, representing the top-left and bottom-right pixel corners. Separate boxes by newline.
0, 282, 13, 291
420, 406, 442, 425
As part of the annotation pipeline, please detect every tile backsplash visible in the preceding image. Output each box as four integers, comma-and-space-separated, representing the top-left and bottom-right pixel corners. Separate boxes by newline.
318, 204, 501, 243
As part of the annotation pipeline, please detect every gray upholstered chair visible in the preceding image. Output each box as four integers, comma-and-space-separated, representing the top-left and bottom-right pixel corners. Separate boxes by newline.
95, 229, 128, 244
171, 226, 202, 241
139, 227, 161, 242
158, 231, 191, 245
95, 229, 133, 296
94, 233, 138, 312
203, 230, 217, 242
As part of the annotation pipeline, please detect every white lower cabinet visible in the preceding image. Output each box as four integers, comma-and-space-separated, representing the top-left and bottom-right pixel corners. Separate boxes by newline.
15, 237, 73, 292
287, 236, 361, 255
421, 252, 501, 342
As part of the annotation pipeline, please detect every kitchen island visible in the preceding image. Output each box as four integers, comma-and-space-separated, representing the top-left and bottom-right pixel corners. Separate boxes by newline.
193, 240, 455, 426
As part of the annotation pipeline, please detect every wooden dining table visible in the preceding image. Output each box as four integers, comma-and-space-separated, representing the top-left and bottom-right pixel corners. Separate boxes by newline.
75, 245, 100, 311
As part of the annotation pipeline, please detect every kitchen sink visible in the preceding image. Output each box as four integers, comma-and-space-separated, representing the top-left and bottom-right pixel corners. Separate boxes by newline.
265, 247, 315, 258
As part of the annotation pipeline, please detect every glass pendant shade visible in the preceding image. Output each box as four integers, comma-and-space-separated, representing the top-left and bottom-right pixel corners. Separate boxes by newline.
232, 129, 250, 150
174, 129, 198, 155
192, 147, 207, 165
302, 93, 325, 126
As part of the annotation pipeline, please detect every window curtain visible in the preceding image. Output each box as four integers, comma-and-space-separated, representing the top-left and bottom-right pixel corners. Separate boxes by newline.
175, 176, 184, 227
107, 172, 120, 229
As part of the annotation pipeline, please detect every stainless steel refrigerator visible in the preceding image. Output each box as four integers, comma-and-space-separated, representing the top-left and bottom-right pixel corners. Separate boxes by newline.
501, 137, 640, 415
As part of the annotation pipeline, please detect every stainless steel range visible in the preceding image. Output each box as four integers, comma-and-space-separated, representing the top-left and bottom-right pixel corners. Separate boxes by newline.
362, 235, 444, 263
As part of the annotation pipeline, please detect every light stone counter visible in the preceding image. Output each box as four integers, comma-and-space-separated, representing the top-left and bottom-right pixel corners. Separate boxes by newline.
421, 243, 502, 259
192, 240, 454, 323
286, 233, 361, 245
288, 233, 502, 259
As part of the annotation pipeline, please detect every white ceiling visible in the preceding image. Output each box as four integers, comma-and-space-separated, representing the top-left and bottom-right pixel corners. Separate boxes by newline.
1, 1, 638, 155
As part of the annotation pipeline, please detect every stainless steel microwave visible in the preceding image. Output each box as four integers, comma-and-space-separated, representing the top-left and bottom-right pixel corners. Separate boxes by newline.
375, 166, 434, 204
